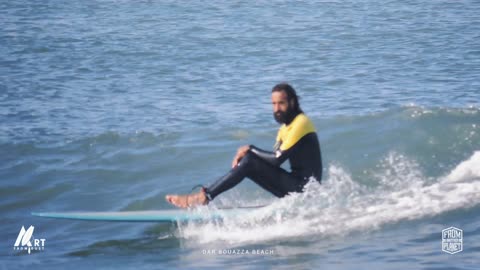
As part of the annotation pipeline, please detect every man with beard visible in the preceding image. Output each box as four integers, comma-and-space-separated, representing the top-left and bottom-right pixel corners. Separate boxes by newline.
166, 83, 323, 208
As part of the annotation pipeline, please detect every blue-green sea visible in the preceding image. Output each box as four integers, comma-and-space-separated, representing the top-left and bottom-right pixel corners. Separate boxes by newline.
1, 1, 479, 269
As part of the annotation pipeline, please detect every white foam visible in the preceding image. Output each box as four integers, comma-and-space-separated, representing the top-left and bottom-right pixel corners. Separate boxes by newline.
445, 151, 480, 182
176, 151, 480, 245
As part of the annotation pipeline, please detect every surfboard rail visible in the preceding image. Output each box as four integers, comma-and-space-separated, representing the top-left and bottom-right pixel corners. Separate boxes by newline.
31, 205, 267, 223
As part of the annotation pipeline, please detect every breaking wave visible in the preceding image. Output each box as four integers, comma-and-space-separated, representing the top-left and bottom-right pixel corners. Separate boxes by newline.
177, 151, 480, 244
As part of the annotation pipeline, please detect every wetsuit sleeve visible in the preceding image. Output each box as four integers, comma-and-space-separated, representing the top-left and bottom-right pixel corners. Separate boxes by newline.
248, 145, 289, 166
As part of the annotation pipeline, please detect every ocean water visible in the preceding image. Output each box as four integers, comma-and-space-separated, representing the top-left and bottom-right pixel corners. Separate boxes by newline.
1, 0, 479, 269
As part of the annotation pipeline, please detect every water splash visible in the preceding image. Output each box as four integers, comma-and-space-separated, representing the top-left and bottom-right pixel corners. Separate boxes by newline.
176, 151, 480, 245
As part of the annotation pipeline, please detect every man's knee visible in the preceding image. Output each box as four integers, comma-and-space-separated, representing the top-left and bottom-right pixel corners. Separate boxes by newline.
238, 151, 260, 170
238, 150, 250, 163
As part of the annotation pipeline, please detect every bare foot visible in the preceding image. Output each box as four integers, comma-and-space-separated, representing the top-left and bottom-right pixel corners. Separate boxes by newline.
165, 190, 208, 208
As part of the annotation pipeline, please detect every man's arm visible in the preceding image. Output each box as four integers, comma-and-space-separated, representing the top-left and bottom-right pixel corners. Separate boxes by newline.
231, 144, 290, 168
249, 145, 289, 166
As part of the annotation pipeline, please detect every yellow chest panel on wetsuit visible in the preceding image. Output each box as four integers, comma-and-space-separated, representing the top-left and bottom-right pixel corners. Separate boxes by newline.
275, 114, 316, 151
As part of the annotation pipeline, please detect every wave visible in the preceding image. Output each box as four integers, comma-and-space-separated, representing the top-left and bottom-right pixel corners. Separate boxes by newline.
1, 105, 479, 145
317, 105, 479, 181
176, 151, 480, 245
1, 105, 478, 219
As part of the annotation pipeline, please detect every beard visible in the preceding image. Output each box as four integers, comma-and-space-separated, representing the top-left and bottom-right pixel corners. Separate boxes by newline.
274, 108, 297, 124
274, 111, 287, 124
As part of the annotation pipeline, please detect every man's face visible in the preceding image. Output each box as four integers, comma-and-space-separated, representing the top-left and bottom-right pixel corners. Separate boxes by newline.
271, 91, 290, 124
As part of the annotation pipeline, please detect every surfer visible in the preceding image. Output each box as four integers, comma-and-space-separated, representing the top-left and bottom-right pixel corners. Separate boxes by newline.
166, 83, 322, 208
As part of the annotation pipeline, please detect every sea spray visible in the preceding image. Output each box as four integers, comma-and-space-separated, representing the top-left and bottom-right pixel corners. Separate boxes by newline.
176, 151, 480, 244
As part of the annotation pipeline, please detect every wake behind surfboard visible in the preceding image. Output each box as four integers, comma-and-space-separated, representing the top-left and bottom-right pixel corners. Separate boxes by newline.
31, 205, 266, 223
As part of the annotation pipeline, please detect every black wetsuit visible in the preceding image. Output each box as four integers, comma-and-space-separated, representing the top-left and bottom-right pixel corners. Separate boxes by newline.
205, 113, 322, 200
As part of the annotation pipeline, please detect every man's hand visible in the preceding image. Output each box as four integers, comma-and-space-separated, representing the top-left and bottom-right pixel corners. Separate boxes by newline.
232, 145, 250, 168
